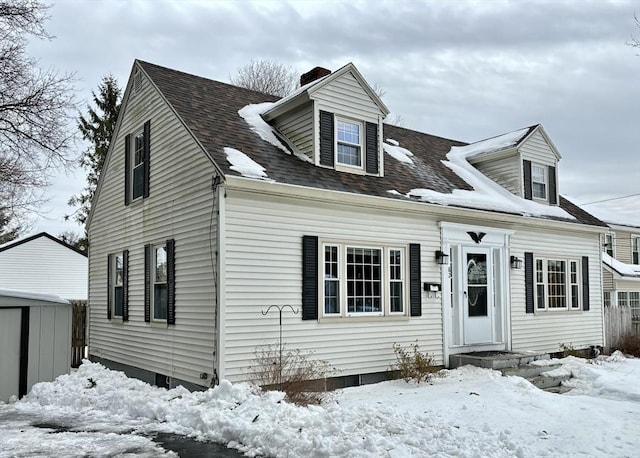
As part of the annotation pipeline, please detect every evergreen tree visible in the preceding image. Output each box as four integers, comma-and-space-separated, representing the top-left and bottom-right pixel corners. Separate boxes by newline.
68, 75, 121, 226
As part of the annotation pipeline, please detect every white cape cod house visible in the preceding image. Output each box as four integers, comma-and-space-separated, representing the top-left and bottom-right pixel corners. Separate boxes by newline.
86, 61, 607, 389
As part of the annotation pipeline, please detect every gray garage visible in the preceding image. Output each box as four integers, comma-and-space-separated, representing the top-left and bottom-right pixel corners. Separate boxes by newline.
0, 288, 71, 402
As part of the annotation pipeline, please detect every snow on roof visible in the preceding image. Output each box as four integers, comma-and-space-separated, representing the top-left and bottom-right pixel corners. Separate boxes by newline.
383, 140, 414, 164
462, 127, 530, 160
582, 200, 640, 229
223, 147, 272, 181
0, 287, 69, 305
238, 103, 312, 164
603, 253, 640, 277
400, 138, 574, 219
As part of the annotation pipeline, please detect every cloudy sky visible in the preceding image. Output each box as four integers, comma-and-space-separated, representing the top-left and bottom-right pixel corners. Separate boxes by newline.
24, 0, 640, 236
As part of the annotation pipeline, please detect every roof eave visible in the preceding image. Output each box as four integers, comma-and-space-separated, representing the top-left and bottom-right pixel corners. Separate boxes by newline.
307, 62, 391, 116
261, 91, 311, 121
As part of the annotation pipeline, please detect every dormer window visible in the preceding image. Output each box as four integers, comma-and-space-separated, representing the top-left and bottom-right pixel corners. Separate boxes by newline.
531, 164, 547, 200
336, 118, 363, 168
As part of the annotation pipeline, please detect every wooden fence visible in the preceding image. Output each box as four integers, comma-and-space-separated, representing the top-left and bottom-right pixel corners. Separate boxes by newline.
604, 305, 638, 353
71, 302, 87, 368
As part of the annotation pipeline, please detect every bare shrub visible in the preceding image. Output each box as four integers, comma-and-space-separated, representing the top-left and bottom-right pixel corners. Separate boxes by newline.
250, 343, 335, 405
230, 60, 298, 97
615, 334, 640, 357
392, 341, 441, 383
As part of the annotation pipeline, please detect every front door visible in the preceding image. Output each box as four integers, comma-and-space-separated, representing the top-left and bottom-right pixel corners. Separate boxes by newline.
462, 247, 493, 344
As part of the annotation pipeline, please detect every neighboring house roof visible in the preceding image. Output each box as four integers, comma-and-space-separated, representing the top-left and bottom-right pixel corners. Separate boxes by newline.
603, 253, 640, 278
137, 60, 603, 227
582, 199, 640, 230
0, 232, 87, 257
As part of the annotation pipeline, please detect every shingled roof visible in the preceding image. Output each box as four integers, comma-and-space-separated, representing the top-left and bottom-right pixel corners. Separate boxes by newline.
138, 61, 604, 227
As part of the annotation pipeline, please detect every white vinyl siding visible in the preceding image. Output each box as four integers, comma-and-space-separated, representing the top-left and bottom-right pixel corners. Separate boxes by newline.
0, 236, 87, 301
519, 130, 558, 166
472, 154, 520, 195
313, 71, 381, 124
223, 189, 442, 383
272, 104, 314, 160
88, 67, 218, 388
511, 229, 603, 353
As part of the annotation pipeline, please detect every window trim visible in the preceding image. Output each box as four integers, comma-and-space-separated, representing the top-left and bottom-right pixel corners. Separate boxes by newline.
319, 240, 408, 319
151, 243, 168, 323
534, 256, 581, 312
335, 117, 364, 169
531, 163, 547, 200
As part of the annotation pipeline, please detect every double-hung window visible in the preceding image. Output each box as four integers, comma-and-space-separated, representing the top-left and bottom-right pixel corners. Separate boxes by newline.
322, 242, 406, 317
113, 254, 124, 317
632, 236, 639, 264
629, 292, 640, 321
125, 120, 150, 205
336, 118, 362, 168
535, 257, 580, 311
153, 244, 168, 321
603, 233, 615, 257
132, 129, 145, 200
108, 250, 128, 321
531, 164, 547, 200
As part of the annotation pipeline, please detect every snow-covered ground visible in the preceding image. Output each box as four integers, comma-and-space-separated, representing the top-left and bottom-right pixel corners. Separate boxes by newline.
1, 353, 639, 457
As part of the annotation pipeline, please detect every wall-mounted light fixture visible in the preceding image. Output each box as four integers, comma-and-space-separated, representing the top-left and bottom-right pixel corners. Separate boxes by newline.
510, 256, 523, 270
435, 250, 449, 265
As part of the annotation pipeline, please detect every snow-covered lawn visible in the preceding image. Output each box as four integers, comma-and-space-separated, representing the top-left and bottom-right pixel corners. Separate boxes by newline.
1, 353, 639, 457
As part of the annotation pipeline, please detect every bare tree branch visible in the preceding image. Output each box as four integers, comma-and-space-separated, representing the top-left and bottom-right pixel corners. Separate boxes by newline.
0, 0, 78, 232
230, 59, 298, 97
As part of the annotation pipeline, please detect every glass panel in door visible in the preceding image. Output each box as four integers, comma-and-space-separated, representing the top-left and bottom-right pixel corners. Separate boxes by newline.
467, 253, 488, 317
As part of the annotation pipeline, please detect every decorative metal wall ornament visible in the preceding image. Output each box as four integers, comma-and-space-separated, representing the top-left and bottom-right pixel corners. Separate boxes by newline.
467, 231, 487, 244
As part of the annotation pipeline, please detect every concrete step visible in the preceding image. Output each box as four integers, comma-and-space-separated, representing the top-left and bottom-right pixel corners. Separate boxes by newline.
450, 351, 550, 370
527, 373, 571, 390
544, 384, 573, 394
501, 362, 562, 379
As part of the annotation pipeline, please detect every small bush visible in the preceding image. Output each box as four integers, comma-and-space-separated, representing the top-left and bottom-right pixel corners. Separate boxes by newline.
392, 341, 441, 383
250, 343, 335, 406
615, 334, 640, 357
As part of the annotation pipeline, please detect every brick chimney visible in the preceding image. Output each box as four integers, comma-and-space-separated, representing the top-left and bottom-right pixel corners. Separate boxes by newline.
299, 66, 331, 87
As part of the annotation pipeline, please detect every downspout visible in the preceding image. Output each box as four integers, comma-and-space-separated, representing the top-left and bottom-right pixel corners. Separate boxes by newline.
209, 175, 222, 386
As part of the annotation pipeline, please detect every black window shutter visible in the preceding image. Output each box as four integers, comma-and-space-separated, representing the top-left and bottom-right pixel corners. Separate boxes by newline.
167, 239, 176, 325
409, 243, 421, 317
582, 256, 590, 311
548, 165, 557, 205
525, 252, 534, 313
124, 134, 131, 206
523, 160, 532, 200
302, 235, 318, 320
365, 122, 379, 175
143, 120, 151, 198
107, 254, 112, 320
144, 244, 151, 322
122, 249, 129, 322
319, 111, 334, 167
